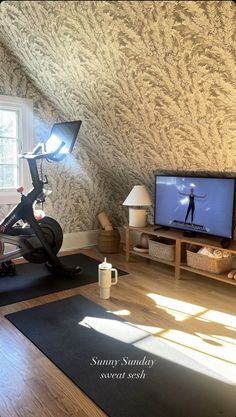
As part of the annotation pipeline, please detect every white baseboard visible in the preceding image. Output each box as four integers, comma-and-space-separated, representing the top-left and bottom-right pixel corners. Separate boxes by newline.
2, 230, 99, 256
61, 229, 99, 251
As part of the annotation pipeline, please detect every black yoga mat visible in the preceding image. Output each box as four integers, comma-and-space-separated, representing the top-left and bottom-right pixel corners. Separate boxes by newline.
6, 295, 236, 417
0, 254, 127, 307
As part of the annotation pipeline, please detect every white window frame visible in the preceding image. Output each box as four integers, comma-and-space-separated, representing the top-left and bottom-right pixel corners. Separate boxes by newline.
0, 95, 33, 205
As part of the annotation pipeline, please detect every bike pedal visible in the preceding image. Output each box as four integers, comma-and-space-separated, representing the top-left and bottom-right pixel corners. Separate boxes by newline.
0, 262, 8, 277
5, 261, 16, 276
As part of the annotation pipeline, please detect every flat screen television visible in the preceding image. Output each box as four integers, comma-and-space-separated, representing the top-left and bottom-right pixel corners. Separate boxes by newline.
154, 175, 236, 239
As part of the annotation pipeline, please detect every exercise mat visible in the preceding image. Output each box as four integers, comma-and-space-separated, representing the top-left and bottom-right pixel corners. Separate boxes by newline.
0, 253, 127, 307
6, 294, 236, 417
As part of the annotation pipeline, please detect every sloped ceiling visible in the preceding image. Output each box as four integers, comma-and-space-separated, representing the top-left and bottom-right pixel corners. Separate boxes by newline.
0, 0, 235, 228
0, 38, 115, 232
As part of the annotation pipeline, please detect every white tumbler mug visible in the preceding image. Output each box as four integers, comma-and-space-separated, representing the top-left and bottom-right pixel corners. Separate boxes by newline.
98, 258, 118, 299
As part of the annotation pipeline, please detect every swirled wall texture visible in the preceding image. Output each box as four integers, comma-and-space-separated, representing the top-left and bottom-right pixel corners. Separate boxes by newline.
0, 41, 113, 232
0, 1, 235, 230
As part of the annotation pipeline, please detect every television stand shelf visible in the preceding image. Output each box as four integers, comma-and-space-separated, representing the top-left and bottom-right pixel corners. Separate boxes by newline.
124, 225, 236, 287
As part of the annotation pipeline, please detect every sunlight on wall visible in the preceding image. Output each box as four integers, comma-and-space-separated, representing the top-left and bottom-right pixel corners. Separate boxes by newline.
63, 154, 84, 176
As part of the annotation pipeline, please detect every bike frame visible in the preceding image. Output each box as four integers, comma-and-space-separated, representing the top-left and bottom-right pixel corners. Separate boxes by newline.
0, 144, 64, 266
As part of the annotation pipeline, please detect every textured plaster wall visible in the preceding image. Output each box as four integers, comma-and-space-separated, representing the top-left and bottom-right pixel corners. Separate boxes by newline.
0, 1, 235, 228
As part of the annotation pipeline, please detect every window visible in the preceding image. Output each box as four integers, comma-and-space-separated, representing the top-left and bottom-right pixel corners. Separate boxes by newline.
0, 96, 33, 204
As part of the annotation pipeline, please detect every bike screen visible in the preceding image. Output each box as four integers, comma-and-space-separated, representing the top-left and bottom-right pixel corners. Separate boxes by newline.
46, 121, 82, 161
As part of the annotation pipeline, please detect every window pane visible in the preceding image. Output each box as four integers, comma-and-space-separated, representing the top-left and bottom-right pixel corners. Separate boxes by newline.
0, 138, 18, 164
0, 164, 18, 188
0, 110, 17, 138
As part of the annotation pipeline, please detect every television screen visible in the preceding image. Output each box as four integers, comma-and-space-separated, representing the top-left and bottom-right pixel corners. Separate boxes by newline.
154, 175, 235, 239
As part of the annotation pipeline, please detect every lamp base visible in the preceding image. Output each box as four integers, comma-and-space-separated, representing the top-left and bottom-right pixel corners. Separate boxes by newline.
129, 208, 147, 227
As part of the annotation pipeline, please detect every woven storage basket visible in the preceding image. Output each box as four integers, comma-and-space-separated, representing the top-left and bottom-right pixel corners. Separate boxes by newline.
149, 238, 175, 261
186, 249, 232, 274
98, 229, 120, 254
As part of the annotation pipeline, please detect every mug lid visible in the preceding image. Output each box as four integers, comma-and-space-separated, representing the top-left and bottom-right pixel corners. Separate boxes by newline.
99, 262, 112, 269
99, 257, 112, 269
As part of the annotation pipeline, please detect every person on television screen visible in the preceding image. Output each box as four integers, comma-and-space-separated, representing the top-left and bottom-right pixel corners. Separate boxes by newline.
178, 187, 206, 224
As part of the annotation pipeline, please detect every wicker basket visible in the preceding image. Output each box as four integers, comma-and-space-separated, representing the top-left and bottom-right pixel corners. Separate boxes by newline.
148, 238, 175, 261
98, 229, 120, 254
186, 249, 232, 274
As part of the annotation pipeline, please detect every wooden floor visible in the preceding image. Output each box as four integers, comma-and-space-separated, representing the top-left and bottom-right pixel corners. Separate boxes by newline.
0, 246, 236, 417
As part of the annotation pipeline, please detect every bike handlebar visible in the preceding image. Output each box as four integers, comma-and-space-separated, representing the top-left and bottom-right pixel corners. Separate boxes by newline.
19, 141, 66, 161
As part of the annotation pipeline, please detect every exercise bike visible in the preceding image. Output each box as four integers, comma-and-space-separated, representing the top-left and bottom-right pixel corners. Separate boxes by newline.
0, 120, 82, 276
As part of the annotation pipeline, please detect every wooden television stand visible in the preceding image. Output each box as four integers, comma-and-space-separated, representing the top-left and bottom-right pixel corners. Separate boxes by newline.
124, 225, 236, 286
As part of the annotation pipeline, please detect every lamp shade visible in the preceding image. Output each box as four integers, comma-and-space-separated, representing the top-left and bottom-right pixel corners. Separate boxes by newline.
123, 185, 152, 207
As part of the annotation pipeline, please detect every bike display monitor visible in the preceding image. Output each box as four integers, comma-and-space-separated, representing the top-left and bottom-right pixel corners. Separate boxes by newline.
46, 121, 82, 160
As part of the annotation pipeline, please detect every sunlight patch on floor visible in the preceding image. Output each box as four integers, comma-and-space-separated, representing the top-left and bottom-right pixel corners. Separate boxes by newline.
77, 291, 236, 385
107, 309, 131, 316
131, 324, 163, 334
212, 334, 236, 346
78, 313, 236, 385
156, 306, 192, 322
201, 310, 236, 328
78, 316, 148, 344
139, 332, 236, 385
133, 332, 235, 385
148, 293, 206, 319
145, 292, 236, 384
162, 329, 236, 365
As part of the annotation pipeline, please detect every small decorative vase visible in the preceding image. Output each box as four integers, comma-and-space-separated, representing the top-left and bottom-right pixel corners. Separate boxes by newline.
140, 233, 151, 249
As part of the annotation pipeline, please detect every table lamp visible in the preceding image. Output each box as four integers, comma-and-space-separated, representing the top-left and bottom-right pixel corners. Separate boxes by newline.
123, 185, 152, 227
